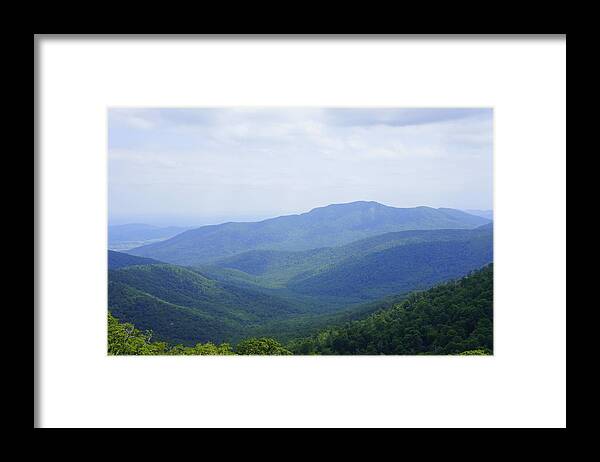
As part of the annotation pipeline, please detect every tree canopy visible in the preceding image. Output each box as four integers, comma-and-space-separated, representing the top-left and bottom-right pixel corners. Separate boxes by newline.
235, 337, 292, 355
108, 312, 290, 356
108, 312, 235, 355
286, 264, 493, 355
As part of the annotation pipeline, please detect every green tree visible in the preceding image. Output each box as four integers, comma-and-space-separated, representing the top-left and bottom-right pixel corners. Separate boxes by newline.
108, 312, 235, 356
168, 342, 235, 355
458, 348, 492, 355
235, 337, 292, 355
108, 312, 169, 355
287, 264, 493, 356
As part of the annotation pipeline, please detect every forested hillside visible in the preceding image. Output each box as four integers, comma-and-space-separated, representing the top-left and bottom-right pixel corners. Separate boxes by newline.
246, 293, 410, 342
287, 232, 492, 299
287, 265, 493, 355
108, 312, 291, 355
108, 263, 303, 344
127, 202, 490, 265
198, 224, 492, 301
108, 250, 163, 270
211, 227, 486, 282
109, 264, 492, 355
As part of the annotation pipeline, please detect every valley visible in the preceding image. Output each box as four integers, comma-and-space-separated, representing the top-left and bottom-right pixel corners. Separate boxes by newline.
108, 202, 493, 352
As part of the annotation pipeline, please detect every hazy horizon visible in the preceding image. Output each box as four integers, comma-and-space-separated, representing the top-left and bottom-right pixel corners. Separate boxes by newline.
109, 200, 493, 228
109, 108, 493, 226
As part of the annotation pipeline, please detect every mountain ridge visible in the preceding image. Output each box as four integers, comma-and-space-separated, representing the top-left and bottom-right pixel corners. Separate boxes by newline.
108, 250, 164, 270
127, 201, 491, 266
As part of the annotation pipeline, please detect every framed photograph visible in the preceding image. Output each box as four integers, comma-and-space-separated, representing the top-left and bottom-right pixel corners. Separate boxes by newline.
107, 107, 494, 357
35, 35, 566, 428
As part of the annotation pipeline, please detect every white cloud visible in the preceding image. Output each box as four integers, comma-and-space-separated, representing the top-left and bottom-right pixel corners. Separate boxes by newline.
108, 108, 492, 224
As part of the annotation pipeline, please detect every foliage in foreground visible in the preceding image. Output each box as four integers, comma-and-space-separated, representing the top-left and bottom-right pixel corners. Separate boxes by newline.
108, 312, 232, 355
235, 337, 292, 355
107, 312, 290, 356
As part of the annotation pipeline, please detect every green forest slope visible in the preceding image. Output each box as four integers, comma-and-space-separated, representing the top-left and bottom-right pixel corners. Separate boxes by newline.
287, 264, 493, 355
108, 264, 492, 356
127, 202, 490, 265
198, 225, 492, 301
108, 263, 303, 344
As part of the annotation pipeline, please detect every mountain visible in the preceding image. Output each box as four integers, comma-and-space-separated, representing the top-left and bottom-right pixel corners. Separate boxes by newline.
287, 264, 493, 355
463, 209, 493, 220
287, 233, 492, 299
108, 223, 191, 251
246, 292, 410, 343
211, 226, 488, 283
127, 202, 491, 266
108, 262, 303, 345
108, 250, 163, 269
108, 281, 238, 345
200, 224, 492, 300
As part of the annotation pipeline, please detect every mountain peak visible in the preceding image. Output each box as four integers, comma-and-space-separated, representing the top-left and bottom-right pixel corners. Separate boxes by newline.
306, 201, 387, 213
128, 201, 491, 265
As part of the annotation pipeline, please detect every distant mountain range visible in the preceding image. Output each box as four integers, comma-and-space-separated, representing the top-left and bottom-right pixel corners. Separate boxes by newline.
463, 209, 493, 220
108, 223, 193, 251
126, 201, 491, 266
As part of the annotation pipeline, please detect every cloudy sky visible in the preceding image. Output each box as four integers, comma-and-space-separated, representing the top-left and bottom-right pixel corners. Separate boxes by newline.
108, 108, 493, 226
